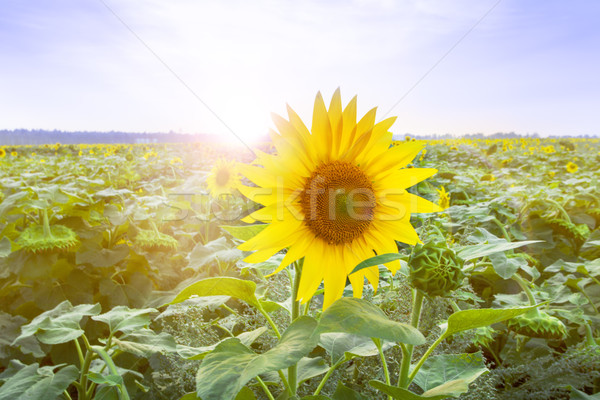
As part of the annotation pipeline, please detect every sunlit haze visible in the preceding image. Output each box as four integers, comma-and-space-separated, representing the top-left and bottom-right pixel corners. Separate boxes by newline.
1, 0, 599, 143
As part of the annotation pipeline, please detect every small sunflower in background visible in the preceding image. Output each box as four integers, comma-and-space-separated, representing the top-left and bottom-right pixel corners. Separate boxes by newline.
566, 161, 578, 173
0, 148, 6, 158
437, 186, 451, 210
11, 151, 17, 157
238, 89, 441, 309
206, 159, 241, 197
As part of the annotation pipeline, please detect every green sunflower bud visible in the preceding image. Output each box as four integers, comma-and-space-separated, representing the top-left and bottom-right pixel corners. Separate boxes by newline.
17, 209, 79, 253
409, 242, 465, 298
134, 229, 178, 251
506, 310, 566, 340
546, 218, 590, 245
18, 225, 79, 253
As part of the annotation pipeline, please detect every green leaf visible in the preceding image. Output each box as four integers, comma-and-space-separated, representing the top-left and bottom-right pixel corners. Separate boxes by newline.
167, 277, 260, 309
0, 237, 11, 258
263, 356, 329, 386
350, 253, 404, 275
112, 329, 178, 358
177, 327, 268, 360
319, 333, 394, 364
570, 388, 600, 400
332, 382, 370, 400
317, 298, 425, 345
412, 352, 487, 395
196, 316, 319, 400
186, 237, 243, 272
457, 240, 542, 261
221, 224, 267, 241
369, 380, 448, 400
13, 301, 101, 346
76, 244, 129, 268
87, 372, 124, 386
0, 363, 79, 400
92, 306, 157, 335
235, 386, 257, 400
442, 305, 539, 338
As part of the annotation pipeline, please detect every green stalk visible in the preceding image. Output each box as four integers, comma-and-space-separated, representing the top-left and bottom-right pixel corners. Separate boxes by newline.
408, 335, 445, 383
42, 208, 53, 238
77, 336, 95, 400
374, 338, 392, 400
313, 358, 345, 396
512, 274, 537, 307
288, 259, 303, 395
584, 323, 597, 347
256, 376, 275, 400
74, 338, 84, 369
491, 217, 511, 242
256, 303, 281, 340
398, 289, 424, 388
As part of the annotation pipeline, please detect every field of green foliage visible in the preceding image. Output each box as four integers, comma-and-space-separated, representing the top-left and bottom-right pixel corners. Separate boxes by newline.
0, 137, 599, 400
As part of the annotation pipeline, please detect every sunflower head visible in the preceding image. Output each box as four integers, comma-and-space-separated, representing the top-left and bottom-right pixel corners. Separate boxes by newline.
436, 186, 450, 210
18, 225, 79, 253
134, 229, 178, 252
206, 159, 241, 197
566, 161, 578, 173
408, 241, 465, 298
506, 310, 566, 340
546, 218, 589, 245
238, 90, 441, 309
0, 148, 6, 158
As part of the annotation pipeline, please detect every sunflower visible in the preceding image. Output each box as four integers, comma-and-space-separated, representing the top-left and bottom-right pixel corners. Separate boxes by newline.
566, 161, 578, 173
436, 186, 450, 210
238, 89, 441, 309
206, 159, 241, 197
0, 148, 6, 158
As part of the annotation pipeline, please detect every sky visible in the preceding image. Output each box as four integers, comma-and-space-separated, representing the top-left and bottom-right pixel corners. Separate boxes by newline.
1, 0, 599, 143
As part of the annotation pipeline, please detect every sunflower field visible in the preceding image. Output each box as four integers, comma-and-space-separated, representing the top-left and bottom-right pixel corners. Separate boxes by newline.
0, 93, 599, 400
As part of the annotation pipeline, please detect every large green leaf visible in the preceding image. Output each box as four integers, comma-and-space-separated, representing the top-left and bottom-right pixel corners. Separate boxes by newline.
13, 301, 101, 346
186, 237, 243, 272
317, 298, 425, 345
76, 243, 129, 268
369, 380, 447, 400
412, 352, 487, 394
177, 327, 267, 360
196, 316, 319, 400
221, 224, 267, 241
319, 333, 394, 364
0, 362, 79, 400
112, 329, 178, 358
457, 240, 542, 261
92, 306, 157, 335
167, 276, 260, 309
441, 305, 539, 338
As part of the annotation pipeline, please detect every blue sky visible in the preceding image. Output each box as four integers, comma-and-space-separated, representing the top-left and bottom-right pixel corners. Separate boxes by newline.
1, 0, 599, 142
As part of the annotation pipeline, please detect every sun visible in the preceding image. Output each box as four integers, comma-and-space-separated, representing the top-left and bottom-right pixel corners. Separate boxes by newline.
238, 89, 441, 309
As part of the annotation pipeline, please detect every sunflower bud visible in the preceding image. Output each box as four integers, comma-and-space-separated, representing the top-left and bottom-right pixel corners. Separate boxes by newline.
18, 225, 79, 253
506, 310, 566, 340
409, 242, 465, 298
134, 229, 178, 252
546, 218, 590, 245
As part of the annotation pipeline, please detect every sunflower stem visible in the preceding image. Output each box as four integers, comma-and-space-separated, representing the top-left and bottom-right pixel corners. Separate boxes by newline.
256, 376, 275, 400
288, 258, 303, 396
374, 338, 392, 400
42, 208, 53, 238
398, 289, 424, 388
512, 274, 538, 307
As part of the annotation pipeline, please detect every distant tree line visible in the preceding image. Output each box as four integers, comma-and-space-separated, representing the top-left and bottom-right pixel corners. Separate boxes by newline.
0, 129, 597, 146
0, 129, 223, 146
397, 131, 599, 140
